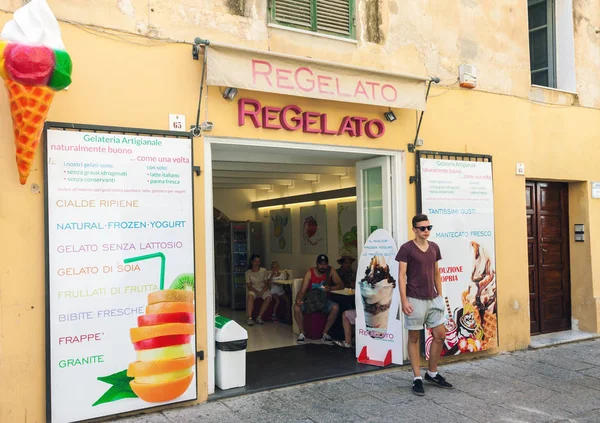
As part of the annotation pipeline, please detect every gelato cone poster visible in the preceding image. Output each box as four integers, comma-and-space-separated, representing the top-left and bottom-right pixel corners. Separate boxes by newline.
45, 128, 197, 423
419, 158, 498, 358
354, 229, 403, 364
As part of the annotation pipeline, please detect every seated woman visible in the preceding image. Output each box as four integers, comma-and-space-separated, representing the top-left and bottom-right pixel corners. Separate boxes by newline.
267, 261, 291, 322
245, 254, 271, 326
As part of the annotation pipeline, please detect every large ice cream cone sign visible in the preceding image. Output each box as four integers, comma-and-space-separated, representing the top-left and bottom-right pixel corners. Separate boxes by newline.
1, 0, 72, 185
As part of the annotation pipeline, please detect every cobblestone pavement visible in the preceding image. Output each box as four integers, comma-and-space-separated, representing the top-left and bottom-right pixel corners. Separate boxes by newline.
113, 339, 600, 423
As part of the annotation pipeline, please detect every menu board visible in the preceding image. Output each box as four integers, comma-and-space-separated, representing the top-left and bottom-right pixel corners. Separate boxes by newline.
419, 158, 498, 358
45, 128, 197, 423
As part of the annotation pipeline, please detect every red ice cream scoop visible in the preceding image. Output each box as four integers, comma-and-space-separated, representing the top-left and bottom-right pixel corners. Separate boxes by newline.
4, 43, 55, 86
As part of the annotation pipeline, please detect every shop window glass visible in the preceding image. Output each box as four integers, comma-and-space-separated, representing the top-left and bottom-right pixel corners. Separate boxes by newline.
362, 166, 383, 238
528, 0, 556, 88
270, 0, 356, 39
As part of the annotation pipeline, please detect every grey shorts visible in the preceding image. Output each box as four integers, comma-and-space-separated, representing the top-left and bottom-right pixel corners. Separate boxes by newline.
403, 296, 446, 331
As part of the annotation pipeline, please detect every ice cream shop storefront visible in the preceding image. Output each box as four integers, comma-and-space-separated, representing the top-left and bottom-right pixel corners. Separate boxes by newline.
0, 3, 508, 423
200, 43, 499, 401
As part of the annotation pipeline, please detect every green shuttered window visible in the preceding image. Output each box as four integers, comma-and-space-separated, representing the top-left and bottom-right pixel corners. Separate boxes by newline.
270, 0, 355, 39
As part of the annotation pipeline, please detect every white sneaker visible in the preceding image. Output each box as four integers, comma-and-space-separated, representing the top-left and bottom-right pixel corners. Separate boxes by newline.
297, 333, 305, 343
322, 333, 333, 342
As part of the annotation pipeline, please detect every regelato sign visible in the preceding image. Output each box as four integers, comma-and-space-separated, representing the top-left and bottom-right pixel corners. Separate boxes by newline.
238, 98, 386, 139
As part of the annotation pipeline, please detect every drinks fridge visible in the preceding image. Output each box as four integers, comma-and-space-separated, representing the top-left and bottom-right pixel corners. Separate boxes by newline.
229, 221, 262, 310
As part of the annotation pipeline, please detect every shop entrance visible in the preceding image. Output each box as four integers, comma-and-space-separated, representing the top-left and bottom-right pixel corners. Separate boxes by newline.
526, 181, 572, 334
204, 137, 405, 397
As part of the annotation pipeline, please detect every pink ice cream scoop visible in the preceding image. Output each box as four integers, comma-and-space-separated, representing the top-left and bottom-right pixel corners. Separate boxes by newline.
4, 43, 55, 85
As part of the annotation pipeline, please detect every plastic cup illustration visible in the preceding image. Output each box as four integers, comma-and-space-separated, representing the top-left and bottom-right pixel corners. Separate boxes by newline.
359, 255, 396, 336
125, 253, 196, 403
1, 0, 73, 185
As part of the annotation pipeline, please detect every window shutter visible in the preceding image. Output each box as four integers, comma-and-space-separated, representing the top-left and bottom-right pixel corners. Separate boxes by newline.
273, 0, 313, 31
316, 0, 352, 37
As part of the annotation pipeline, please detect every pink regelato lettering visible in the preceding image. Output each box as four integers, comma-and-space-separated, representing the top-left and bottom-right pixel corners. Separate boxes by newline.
336, 78, 351, 97
302, 111, 321, 134
320, 114, 337, 135
280, 105, 302, 131
276, 68, 293, 90
365, 119, 385, 139
338, 116, 357, 137
317, 75, 334, 94
238, 98, 261, 127
252, 60, 273, 86
365, 82, 380, 99
381, 84, 398, 102
354, 81, 368, 99
352, 117, 368, 137
262, 106, 282, 129
295, 67, 315, 92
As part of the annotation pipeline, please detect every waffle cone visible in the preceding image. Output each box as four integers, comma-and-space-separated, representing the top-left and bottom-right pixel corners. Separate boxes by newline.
481, 311, 497, 349
4, 80, 55, 185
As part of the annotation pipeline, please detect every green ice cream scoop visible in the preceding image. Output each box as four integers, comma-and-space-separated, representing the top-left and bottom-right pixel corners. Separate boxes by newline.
49, 50, 72, 90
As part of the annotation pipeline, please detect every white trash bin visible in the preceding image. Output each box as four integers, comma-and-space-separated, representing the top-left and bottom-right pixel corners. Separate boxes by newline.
215, 316, 248, 390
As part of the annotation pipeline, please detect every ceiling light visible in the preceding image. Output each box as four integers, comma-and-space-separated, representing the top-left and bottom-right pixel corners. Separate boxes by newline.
384, 110, 396, 122
223, 87, 238, 100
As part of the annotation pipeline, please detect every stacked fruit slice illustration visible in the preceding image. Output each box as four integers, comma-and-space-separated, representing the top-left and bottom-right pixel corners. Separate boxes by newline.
127, 274, 196, 403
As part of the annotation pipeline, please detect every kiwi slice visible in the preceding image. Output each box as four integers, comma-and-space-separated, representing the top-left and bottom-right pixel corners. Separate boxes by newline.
169, 273, 195, 291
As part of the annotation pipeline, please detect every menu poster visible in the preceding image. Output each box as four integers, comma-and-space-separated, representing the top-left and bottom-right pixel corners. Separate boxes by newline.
419, 158, 498, 359
354, 229, 403, 364
45, 128, 197, 423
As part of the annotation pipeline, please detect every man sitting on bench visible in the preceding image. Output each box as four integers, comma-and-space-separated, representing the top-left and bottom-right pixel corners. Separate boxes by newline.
294, 254, 344, 343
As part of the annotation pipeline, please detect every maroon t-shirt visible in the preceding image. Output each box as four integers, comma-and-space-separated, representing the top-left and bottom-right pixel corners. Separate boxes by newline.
395, 241, 442, 300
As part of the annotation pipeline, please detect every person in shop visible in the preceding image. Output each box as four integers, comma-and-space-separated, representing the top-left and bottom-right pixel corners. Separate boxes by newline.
397, 214, 453, 396
336, 255, 356, 289
245, 254, 271, 326
267, 261, 291, 323
294, 254, 344, 343
333, 309, 356, 349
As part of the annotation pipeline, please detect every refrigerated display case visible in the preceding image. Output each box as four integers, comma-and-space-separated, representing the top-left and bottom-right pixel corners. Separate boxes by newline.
229, 221, 262, 310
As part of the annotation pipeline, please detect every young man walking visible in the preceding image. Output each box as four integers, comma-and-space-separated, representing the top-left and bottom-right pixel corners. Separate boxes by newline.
396, 214, 453, 396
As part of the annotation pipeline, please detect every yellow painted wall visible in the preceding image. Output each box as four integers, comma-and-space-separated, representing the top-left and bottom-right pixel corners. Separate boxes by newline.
1, 12, 600, 423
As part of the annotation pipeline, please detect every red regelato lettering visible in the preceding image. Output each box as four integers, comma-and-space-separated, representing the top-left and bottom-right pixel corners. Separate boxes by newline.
237, 98, 386, 139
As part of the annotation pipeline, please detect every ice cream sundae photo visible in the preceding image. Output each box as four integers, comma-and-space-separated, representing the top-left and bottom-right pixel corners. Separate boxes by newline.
359, 255, 396, 338
466, 241, 497, 317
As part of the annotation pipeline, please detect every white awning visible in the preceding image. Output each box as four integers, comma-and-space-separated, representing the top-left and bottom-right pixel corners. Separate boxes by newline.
205, 43, 428, 111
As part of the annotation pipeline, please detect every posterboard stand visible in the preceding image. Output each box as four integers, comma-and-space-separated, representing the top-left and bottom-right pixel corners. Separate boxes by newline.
357, 346, 392, 367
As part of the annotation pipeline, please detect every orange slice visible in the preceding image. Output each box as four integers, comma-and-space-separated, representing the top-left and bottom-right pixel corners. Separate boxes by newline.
130, 373, 193, 403
146, 301, 194, 315
130, 323, 194, 343
136, 344, 194, 362
148, 290, 194, 305
128, 355, 195, 377
134, 367, 193, 384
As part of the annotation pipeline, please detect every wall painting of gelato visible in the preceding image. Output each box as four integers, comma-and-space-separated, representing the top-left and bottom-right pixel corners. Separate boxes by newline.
337, 201, 357, 259
418, 157, 498, 359
270, 208, 292, 253
300, 205, 327, 254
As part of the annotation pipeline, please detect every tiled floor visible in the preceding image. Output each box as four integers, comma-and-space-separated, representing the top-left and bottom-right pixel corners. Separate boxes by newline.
218, 307, 298, 352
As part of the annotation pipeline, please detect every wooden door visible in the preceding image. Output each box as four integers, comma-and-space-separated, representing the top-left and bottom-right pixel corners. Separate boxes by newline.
526, 181, 571, 334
